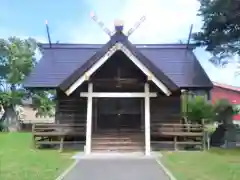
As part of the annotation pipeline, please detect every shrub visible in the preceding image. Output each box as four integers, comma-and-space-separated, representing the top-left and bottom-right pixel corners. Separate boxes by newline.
186, 96, 214, 124
213, 99, 239, 125
0, 120, 7, 132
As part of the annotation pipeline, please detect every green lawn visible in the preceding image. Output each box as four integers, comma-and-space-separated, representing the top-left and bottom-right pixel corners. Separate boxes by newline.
0, 132, 75, 180
161, 149, 240, 180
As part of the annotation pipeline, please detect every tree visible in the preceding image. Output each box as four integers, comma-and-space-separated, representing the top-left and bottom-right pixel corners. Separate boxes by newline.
0, 37, 55, 131
193, 0, 240, 65
213, 98, 239, 124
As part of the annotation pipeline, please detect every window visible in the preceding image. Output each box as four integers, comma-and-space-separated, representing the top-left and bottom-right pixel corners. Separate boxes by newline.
181, 89, 211, 115
192, 90, 211, 101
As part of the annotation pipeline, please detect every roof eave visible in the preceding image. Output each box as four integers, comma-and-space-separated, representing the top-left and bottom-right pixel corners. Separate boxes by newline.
123, 40, 179, 92
60, 32, 179, 96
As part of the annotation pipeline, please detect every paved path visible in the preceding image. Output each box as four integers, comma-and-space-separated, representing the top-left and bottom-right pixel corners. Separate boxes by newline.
62, 158, 170, 180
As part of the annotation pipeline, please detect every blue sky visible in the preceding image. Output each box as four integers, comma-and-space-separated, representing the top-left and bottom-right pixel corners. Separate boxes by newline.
1, 0, 240, 86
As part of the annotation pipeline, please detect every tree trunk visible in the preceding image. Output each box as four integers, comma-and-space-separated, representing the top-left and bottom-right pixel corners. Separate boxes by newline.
2, 106, 20, 132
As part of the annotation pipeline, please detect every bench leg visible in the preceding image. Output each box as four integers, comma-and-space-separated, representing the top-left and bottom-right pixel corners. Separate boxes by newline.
32, 135, 36, 149
202, 133, 206, 151
174, 136, 177, 150
59, 137, 64, 152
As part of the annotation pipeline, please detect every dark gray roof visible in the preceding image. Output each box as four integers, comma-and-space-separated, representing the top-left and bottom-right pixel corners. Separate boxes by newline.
24, 37, 213, 89
59, 32, 178, 91
24, 47, 97, 88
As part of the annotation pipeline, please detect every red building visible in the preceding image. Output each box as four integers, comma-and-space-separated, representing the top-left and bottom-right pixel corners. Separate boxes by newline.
211, 82, 240, 124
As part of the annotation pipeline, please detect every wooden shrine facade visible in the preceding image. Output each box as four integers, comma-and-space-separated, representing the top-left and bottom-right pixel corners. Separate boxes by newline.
55, 50, 181, 155
25, 21, 213, 155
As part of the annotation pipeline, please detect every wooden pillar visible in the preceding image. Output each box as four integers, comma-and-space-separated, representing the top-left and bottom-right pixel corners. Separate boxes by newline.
55, 90, 60, 124
94, 98, 98, 133
85, 83, 93, 154
140, 99, 144, 130
144, 83, 151, 156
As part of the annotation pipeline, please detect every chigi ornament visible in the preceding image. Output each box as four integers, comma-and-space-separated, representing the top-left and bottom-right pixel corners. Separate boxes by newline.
90, 11, 146, 37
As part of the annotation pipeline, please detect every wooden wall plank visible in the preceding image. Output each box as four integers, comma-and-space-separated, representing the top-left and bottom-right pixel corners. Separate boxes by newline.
150, 94, 181, 128
56, 89, 87, 125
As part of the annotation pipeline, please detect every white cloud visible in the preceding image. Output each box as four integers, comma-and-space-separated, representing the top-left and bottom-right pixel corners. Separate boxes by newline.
119, 0, 202, 43
195, 48, 240, 86
0, 29, 47, 43
69, 0, 201, 43
65, 0, 240, 86
0, 29, 46, 61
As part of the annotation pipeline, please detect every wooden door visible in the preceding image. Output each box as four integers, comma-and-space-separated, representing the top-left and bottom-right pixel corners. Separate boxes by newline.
96, 98, 142, 131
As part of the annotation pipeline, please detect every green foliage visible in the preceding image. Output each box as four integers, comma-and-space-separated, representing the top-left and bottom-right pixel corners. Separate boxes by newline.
213, 98, 239, 124
31, 90, 56, 117
186, 96, 214, 123
193, 0, 240, 65
0, 37, 37, 108
0, 89, 26, 108
0, 37, 55, 130
181, 90, 188, 117
0, 120, 5, 131
185, 96, 238, 125
0, 37, 37, 83
214, 98, 238, 114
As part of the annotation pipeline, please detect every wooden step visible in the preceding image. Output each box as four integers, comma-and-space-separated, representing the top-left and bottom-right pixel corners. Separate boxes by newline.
92, 149, 144, 153
92, 146, 144, 151
92, 137, 142, 141
92, 141, 144, 146
92, 135, 143, 140
92, 138, 143, 142
91, 132, 144, 152
96, 129, 143, 133
93, 133, 144, 137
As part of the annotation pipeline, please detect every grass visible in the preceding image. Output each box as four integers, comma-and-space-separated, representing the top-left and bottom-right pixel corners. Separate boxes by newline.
161, 148, 240, 180
0, 132, 75, 180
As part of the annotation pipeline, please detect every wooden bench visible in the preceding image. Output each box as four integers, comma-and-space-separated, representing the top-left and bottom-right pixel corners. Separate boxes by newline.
32, 123, 86, 152
151, 123, 206, 150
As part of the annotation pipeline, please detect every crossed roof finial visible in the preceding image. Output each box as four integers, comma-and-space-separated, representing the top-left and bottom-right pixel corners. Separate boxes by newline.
90, 11, 146, 37
126, 16, 146, 36
90, 11, 114, 36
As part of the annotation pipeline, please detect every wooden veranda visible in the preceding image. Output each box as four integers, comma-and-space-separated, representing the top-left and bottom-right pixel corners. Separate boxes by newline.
32, 121, 207, 152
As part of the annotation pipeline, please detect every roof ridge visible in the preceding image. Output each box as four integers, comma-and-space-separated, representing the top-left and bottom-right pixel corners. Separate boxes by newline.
38, 43, 197, 50
213, 81, 240, 92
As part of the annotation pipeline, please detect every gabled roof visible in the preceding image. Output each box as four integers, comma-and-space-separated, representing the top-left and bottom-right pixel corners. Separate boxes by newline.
60, 32, 178, 95
213, 82, 240, 92
24, 34, 213, 92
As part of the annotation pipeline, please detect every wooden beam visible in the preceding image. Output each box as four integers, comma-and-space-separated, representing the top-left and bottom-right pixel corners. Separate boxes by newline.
65, 42, 171, 96
80, 92, 157, 98
65, 45, 118, 96
120, 44, 171, 96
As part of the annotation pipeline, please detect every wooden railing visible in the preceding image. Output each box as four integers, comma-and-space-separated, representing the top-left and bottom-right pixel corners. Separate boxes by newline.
151, 123, 206, 150
152, 123, 203, 133
32, 122, 207, 152
32, 123, 86, 152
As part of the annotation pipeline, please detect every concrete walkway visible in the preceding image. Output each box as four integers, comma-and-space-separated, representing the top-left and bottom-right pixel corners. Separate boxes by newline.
62, 158, 170, 180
